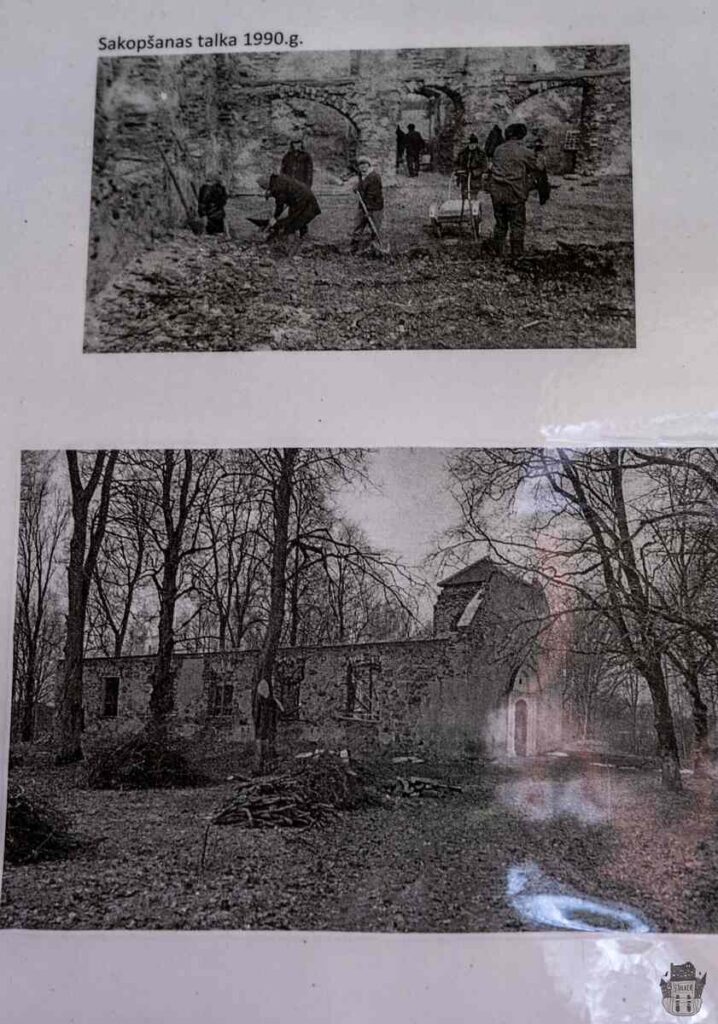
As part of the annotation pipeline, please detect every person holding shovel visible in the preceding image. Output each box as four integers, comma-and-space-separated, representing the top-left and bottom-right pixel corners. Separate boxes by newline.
350, 156, 384, 254
256, 172, 321, 255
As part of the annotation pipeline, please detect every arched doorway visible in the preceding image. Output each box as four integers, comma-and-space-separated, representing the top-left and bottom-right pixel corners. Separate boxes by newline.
514, 698, 529, 757
260, 90, 362, 184
508, 84, 584, 174
398, 84, 465, 173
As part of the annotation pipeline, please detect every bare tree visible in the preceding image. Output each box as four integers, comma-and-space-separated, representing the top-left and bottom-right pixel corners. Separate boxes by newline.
55, 450, 118, 763
445, 448, 684, 788
88, 456, 154, 657
128, 450, 219, 742
14, 453, 67, 742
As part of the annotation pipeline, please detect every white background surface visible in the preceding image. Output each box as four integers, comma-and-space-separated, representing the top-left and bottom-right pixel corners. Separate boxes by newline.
1, 0, 717, 1020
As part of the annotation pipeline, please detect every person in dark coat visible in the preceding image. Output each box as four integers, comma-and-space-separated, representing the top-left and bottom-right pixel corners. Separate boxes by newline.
405, 123, 425, 177
533, 139, 552, 205
350, 156, 384, 252
257, 173, 321, 254
487, 123, 545, 258
197, 177, 228, 235
280, 138, 314, 188
395, 125, 407, 172
484, 124, 504, 159
454, 134, 488, 199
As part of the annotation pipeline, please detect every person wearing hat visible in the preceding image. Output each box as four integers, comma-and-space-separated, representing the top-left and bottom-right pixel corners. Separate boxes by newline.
280, 137, 314, 188
256, 172, 321, 255
454, 133, 488, 200
488, 122, 546, 258
350, 156, 384, 253
197, 175, 228, 235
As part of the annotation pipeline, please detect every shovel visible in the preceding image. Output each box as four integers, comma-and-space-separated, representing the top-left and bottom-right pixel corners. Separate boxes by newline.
156, 146, 204, 235
356, 192, 391, 256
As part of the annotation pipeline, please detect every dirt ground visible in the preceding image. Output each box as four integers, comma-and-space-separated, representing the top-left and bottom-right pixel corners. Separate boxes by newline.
2, 752, 715, 933
85, 173, 635, 352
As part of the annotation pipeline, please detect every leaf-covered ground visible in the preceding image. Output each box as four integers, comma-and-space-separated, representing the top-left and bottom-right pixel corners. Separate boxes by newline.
2, 754, 716, 933
85, 174, 635, 352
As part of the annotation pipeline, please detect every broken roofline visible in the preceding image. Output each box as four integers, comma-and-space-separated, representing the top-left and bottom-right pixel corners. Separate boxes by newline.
78, 633, 451, 666
437, 556, 537, 590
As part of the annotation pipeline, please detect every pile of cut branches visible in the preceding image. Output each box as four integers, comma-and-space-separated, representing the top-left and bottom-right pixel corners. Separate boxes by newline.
201, 754, 385, 866
5, 781, 84, 865
212, 753, 381, 830
86, 732, 207, 790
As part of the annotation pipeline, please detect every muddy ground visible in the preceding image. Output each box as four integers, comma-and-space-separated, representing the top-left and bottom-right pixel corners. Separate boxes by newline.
85, 173, 635, 352
2, 752, 715, 932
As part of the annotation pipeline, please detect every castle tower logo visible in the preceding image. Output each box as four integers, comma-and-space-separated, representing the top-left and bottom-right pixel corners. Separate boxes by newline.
661, 962, 707, 1017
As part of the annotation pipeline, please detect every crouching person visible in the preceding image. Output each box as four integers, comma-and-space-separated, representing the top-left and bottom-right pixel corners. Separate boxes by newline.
198, 177, 228, 235
351, 157, 384, 253
256, 173, 321, 255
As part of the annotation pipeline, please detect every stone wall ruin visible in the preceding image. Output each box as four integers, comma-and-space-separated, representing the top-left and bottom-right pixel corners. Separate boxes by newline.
87, 45, 631, 294
77, 558, 561, 759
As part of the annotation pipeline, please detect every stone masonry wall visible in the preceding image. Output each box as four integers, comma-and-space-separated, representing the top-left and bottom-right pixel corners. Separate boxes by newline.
80, 635, 482, 756
88, 46, 631, 292
80, 565, 555, 758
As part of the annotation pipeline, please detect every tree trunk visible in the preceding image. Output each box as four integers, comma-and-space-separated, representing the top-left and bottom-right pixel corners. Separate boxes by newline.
683, 668, 710, 774
254, 449, 297, 767
55, 518, 90, 763
606, 452, 682, 789
20, 650, 36, 743
148, 547, 179, 745
644, 655, 683, 789
54, 451, 117, 765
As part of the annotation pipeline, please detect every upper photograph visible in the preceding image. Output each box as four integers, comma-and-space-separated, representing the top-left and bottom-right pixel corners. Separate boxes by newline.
84, 45, 634, 352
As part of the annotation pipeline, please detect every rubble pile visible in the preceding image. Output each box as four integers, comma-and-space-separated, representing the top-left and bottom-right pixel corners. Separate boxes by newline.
86, 230, 635, 351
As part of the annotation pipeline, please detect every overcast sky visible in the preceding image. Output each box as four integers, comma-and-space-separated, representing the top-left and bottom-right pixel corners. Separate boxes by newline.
335, 448, 461, 573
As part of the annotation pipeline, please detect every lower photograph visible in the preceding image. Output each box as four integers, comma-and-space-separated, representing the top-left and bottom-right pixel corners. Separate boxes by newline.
3, 446, 717, 933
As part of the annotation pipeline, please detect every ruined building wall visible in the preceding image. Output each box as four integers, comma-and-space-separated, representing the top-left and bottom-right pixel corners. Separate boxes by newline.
88, 46, 630, 292
80, 635, 481, 755
79, 564, 557, 757
89, 56, 220, 294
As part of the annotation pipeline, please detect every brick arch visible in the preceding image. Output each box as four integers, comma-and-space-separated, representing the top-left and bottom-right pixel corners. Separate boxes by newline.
260, 82, 366, 137
504, 78, 587, 113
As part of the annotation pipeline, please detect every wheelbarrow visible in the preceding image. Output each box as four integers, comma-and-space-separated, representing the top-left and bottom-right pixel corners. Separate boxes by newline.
428, 171, 482, 241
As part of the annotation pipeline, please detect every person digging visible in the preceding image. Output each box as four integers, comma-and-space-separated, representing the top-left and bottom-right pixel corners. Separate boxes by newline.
256, 172, 321, 256
350, 157, 386, 255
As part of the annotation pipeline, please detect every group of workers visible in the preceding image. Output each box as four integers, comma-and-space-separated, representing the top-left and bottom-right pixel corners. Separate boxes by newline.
196, 122, 549, 259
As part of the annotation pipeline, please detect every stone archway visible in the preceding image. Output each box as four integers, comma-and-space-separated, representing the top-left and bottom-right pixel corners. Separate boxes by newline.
508, 82, 585, 174
502, 65, 631, 175
400, 81, 466, 172
233, 79, 397, 180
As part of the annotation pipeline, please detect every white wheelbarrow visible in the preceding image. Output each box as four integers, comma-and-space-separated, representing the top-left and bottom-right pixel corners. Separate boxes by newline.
429, 173, 482, 241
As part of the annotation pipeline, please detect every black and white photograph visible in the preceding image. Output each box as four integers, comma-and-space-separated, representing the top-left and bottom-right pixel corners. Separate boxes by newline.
4, 446, 718, 933
85, 45, 634, 352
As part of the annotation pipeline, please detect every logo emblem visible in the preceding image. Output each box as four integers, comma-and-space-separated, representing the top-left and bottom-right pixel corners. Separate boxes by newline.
661, 962, 707, 1017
